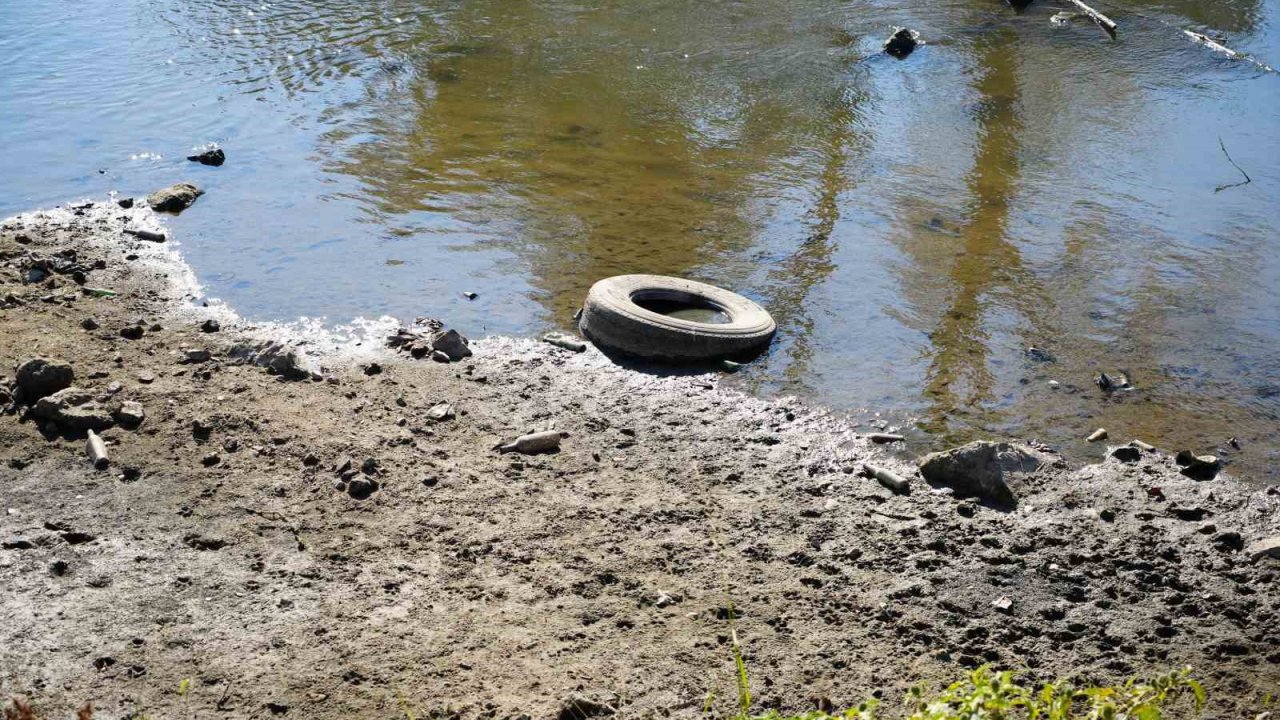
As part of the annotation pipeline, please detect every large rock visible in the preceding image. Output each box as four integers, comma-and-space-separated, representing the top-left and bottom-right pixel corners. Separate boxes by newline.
1246, 537, 1280, 562
917, 441, 1047, 506
147, 182, 203, 213
14, 358, 75, 403
32, 387, 114, 430
430, 329, 472, 361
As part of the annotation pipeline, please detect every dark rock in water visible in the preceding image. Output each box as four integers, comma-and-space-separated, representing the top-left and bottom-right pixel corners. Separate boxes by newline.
187, 148, 225, 166
1175, 450, 1220, 480
1006, 0, 1035, 10
116, 197, 135, 209
883, 28, 920, 58
146, 182, 203, 213
32, 387, 114, 430
918, 441, 1049, 506
1025, 346, 1055, 363
386, 317, 472, 362
15, 357, 75, 403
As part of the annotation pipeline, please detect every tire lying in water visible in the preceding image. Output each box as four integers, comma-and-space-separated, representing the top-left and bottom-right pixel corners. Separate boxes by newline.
578, 275, 776, 362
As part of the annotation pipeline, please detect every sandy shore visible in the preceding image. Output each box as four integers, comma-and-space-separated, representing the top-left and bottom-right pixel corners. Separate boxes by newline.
1, 200, 1278, 719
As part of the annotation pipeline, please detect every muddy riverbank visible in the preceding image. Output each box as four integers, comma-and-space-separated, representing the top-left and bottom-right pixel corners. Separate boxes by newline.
1, 201, 1278, 719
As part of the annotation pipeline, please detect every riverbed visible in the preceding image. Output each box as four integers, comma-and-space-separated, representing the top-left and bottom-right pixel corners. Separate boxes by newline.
3, 0, 1278, 479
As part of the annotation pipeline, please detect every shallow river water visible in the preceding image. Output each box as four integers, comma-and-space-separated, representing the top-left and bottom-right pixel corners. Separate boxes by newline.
3, 0, 1279, 479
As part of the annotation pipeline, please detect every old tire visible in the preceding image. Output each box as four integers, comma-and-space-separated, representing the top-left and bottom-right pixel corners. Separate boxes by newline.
579, 275, 776, 362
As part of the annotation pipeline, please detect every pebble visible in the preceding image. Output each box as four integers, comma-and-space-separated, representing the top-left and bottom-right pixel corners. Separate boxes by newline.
120, 326, 145, 340
116, 401, 145, 425
200, 319, 221, 333
81, 318, 99, 330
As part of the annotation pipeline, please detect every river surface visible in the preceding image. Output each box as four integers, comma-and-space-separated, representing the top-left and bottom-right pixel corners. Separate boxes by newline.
3, 0, 1279, 480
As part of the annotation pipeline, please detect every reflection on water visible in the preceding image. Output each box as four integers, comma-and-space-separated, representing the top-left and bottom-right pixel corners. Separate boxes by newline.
2, 0, 1278, 479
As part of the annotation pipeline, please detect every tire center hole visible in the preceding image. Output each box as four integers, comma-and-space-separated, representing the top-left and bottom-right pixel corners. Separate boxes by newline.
631, 290, 732, 325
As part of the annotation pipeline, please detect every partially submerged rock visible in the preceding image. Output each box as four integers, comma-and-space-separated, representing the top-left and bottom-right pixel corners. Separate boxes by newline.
14, 357, 75, 403
32, 387, 114, 430
147, 183, 203, 213
186, 148, 225, 167
918, 440, 1049, 505
883, 28, 920, 58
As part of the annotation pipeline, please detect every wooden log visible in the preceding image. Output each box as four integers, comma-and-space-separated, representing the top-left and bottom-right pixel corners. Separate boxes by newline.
1184, 30, 1276, 73
1066, 0, 1117, 37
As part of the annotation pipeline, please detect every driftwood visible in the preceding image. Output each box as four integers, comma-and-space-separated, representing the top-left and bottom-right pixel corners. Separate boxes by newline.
1214, 138, 1252, 193
1065, 0, 1117, 37
1184, 30, 1276, 74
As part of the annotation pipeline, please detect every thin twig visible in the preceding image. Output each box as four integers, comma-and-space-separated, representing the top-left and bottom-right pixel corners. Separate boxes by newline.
1215, 137, 1252, 193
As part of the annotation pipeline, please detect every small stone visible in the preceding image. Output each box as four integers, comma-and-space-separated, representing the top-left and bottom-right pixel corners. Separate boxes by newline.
1175, 450, 1220, 480
120, 325, 145, 340
184, 349, 212, 363
917, 441, 1047, 506
430, 329, 472, 361
431, 350, 450, 363
200, 319, 221, 333
116, 197, 135, 209
81, 318, 99, 331
1098, 508, 1117, 522
201, 453, 221, 467
147, 182, 203, 213
347, 476, 377, 500
991, 596, 1013, 613
426, 402, 454, 422
1214, 531, 1244, 552
363, 362, 383, 376
137, 371, 155, 384
1086, 428, 1108, 443
116, 401, 145, 425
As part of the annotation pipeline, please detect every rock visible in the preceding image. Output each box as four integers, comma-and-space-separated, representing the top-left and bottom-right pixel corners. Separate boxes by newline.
463, 291, 478, 300
146, 183, 203, 213
363, 362, 383, 376
868, 433, 905, 444
1110, 446, 1141, 463
116, 197, 135, 209
557, 693, 616, 720
81, 318, 99, 331
186, 148, 226, 166
115, 401, 145, 425
883, 27, 920, 58
1175, 450, 1220, 480
1086, 428, 1108, 443
347, 476, 377, 500
1025, 346, 1055, 363
991, 596, 1013, 613
430, 350, 450, 363
200, 319, 221, 333
1095, 372, 1132, 392
431, 329, 472, 361
184, 349, 212, 363
120, 325, 145, 340
426, 402, 454, 422
32, 388, 114, 430
123, 229, 166, 243
14, 357, 75, 403
1214, 531, 1244, 553
201, 453, 221, 467
1245, 537, 1280, 562
230, 341, 307, 379
917, 441, 1047, 506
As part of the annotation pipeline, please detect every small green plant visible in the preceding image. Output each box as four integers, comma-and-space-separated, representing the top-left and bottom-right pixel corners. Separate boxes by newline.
728, 665, 1205, 720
